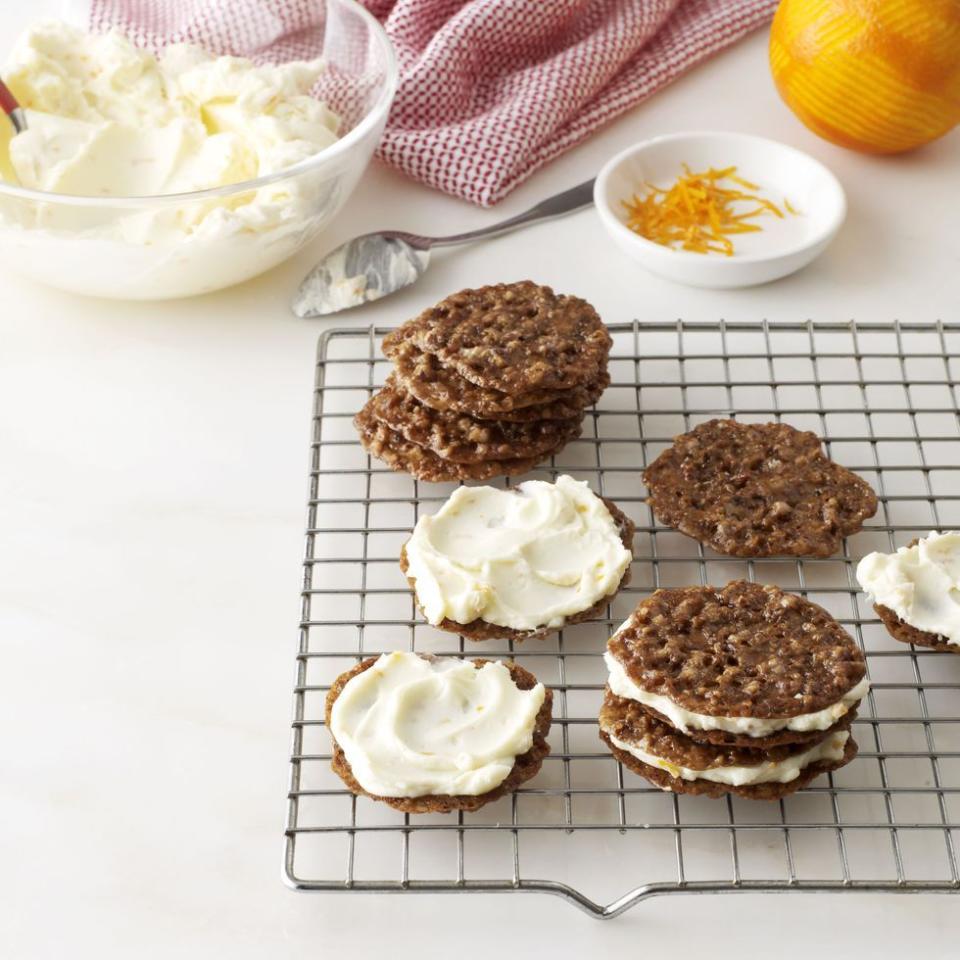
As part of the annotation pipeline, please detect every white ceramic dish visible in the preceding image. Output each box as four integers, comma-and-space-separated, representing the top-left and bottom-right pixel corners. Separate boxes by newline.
593, 132, 846, 288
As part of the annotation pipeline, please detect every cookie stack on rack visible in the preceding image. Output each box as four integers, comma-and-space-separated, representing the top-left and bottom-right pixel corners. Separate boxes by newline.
355, 281, 612, 482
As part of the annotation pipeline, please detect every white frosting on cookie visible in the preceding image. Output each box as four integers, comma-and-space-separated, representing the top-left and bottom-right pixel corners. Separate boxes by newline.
329, 652, 545, 798
604, 727, 850, 787
404, 476, 632, 631
857, 531, 960, 646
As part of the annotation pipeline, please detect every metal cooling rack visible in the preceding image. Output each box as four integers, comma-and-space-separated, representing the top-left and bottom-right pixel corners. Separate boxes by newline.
284, 319, 960, 918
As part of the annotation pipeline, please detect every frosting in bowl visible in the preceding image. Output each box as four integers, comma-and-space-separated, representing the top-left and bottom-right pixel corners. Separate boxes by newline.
4, 20, 339, 199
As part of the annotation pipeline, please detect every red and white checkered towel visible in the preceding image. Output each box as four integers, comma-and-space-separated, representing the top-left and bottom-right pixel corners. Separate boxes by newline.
89, 0, 777, 206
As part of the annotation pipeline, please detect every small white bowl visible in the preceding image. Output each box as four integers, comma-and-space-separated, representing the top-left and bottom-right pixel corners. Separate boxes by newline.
593, 132, 846, 288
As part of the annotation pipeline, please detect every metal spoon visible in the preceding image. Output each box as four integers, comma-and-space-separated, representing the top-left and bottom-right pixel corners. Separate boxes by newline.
292, 178, 595, 318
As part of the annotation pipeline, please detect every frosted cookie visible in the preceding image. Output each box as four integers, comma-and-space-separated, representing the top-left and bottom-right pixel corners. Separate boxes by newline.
605, 581, 869, 749
382, 281, 611, 394
643, 419, 878, 557
599, 688, 857, 800
858, 532, 960, 653
326, 652, 553, 813
360, 376, 583, 463
401, 475, 635, 642
389, 339, 609, 421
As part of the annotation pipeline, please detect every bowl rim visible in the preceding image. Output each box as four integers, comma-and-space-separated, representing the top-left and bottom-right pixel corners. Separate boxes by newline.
0, 0, 399, 207
593, 131, 847, 266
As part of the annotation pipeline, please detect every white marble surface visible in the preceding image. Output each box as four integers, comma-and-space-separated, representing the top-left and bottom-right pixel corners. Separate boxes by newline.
3, 8, 960, 956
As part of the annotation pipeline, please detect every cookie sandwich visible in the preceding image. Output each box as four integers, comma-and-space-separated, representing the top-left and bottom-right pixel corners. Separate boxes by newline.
644, 419, 878, 557
858, 531, 960, 653
599, 581, 869, 799
326, 651, 553, 813
355, 281, 611, 482
401, 475, 635, 641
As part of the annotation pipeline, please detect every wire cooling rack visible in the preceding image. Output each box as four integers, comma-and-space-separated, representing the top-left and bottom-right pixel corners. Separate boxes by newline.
284, 319, 960, 918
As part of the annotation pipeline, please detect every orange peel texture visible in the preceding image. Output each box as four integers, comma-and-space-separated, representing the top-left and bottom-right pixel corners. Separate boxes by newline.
770, 0, 960, 154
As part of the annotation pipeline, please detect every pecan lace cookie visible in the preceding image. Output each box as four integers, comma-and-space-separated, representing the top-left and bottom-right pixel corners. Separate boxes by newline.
599, 582, 867, 798
389, 338, 610, 421
382, 281, 611, 395
874, 605, 959, 653
326, 652, 553, 813
361, 375, 582, 463
355, 408, 547, 482
643, 419, 878, 557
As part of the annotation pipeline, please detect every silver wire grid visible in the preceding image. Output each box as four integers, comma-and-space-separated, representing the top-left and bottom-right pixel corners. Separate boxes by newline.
284, 319, 960, 918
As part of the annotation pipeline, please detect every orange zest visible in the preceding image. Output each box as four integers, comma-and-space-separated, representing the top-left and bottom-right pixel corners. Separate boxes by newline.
621, 165, 795, 256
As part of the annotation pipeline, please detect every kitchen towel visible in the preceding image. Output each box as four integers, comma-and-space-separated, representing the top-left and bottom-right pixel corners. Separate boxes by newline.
88, 0, 778, 206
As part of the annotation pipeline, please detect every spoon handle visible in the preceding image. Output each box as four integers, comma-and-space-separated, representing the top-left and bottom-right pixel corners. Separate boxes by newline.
0, 79, 27, 133
429, 179, 595, 248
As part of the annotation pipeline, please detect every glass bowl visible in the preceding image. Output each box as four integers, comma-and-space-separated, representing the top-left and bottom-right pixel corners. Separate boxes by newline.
0, 0, 397, 300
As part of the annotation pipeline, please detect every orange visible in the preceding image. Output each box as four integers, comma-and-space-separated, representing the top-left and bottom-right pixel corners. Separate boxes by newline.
769, 0, 960, 153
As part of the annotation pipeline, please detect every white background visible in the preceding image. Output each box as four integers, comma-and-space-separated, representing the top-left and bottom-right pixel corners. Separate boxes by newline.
3, 3, 960, 956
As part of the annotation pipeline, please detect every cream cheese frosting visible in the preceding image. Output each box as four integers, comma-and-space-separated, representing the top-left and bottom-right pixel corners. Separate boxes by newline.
404, 476, 633, 631
0, 21, 343, 298
4, 20, 339, 198
604, 728, 850, 787
857, 531, 960, 646
329, 652, 546, 798
604, 617, 869, 738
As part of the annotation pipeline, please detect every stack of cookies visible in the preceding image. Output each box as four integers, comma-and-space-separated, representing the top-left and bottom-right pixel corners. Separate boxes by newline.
599, 581, 869, 800
354, 281, 612, 482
